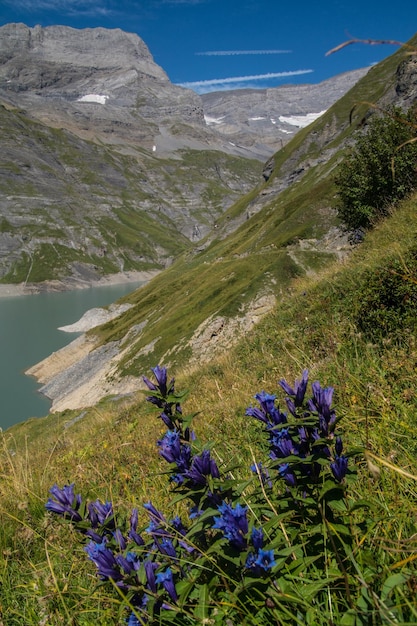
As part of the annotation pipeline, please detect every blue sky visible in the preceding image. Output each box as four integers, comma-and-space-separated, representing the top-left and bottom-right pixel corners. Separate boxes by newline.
0, 0, 416, 94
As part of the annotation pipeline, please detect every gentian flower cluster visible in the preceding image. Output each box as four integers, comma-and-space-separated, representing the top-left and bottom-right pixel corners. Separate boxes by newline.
45, 366, 355, 625
246, 370, 348, 489
245, 527, 276, 574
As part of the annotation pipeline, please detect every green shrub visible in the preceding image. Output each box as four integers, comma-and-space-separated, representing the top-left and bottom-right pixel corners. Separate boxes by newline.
335, 106, 417, 229
352, 248, 417, 341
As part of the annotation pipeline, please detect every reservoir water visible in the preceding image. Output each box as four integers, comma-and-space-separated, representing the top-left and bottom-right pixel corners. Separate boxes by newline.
0, 281, 144, 431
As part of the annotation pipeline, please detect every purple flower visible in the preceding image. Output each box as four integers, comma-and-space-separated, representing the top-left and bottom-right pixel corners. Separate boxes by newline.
85, 539, 123, 582
155, 567, 178, 602
113, 528, 127, 551
157, 430, 192, 480
144, 502, 168, 538
160, 412, 175, 430
246, 392, 287, 427
254, 548, 276, 571
269, 428, 299, 459
127, 611, 141, 626
330, 455, 348, 482
144, 559, 158, 593
115, 552, 138, 576
245, 528, 275, 574
128, 508, 144, 546
151, 365, 169, 395
143, 366, 175, 398
157, 538, 177, 558
128, 594, 149, 625
278, 463, 297, 487
170, 516, 194, 554
279, 369, 309, 408
88, 499, 114, 527
335, 436, 343, 457
308, 381, 336, 436
212, 501, 248, 550
250, 527, 264, 551
183, 449, 220, 486
45, 484, 82, 522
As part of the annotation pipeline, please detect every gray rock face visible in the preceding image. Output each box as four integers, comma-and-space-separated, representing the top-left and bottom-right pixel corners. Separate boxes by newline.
0, 23, 205, 147
0, 23, 368, 284
0, 23, 367, 159
201, 68, 370, 158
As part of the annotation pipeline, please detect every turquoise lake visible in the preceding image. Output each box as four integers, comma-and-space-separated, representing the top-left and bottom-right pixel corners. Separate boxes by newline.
0, 282, 144, 431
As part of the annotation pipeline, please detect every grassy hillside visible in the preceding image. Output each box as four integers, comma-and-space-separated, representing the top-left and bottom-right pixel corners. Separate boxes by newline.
1, 38, 417, 624
1, 190, 416, 623
81, 37, 416, 384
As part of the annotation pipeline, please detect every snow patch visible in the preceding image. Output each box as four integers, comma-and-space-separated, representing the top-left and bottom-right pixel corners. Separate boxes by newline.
249, 116, 267, 121
279, 110, 326, 128
77, 94, 109, 105
204, 114, 225, 126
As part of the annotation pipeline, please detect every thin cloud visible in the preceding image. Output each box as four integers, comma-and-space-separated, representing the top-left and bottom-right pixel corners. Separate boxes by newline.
196, 49, 292, 56
157, 0, 206, 4
2, 0, 113, 14
179, 69, 313, 93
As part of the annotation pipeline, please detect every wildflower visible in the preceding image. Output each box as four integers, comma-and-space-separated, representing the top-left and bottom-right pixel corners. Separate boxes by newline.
269, 427, 299, 459
246, 391, 287, 427
144, 559, 158, 593
127, 594, 149, 625
254, 548, 276, 571
143, 365, 175, 399
85, 539, 123, 582
157, 538, 177, 558
155, 567, 178, 602
335, 435, 343, 457
157, 430, 192, 481
279, 369, 309, 410
45, 484, 82, 522
245, 527, 276, 574
250, 526, 264, 551
159, 411, 175, 430
212, 501, 248, 550
183, 449, 220, 486
144, 502, 169, 538
88, 499, 114, 528
115, 551, 139, 576
170, 516, 194, 553
308, 381, 336, 436
311, 428, 331, 457
128, 508, 144, 546
278, 463, 297, 487
114, 528, 127, 551
189, 505, 203, 519
330, 455, 348, 482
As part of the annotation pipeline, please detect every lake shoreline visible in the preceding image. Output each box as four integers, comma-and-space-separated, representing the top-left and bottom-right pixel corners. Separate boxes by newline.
0, 269, 160, 298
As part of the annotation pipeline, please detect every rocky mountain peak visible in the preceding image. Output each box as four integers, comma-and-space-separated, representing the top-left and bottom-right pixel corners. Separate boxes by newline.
0, 23, 167, 80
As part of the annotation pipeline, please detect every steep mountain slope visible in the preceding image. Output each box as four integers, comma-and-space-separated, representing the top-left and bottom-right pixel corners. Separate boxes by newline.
27, 36, 417, 411
201, 67, 369, 156
0, 23, 367, 285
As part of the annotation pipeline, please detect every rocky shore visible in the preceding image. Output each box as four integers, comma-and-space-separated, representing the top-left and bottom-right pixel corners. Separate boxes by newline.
0, 269, 160, 298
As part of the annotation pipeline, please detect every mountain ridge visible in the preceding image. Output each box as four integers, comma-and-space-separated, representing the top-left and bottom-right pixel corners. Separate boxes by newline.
23, 34, 417, 411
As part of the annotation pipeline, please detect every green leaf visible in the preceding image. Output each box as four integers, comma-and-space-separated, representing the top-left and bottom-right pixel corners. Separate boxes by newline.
339, 609, 358, 626
194, 584, 210, 621
381, 573, 408, 601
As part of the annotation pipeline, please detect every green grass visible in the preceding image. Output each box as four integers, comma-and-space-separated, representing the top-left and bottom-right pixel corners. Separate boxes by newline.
1, 37, 417, 623
1, 192, 417, 623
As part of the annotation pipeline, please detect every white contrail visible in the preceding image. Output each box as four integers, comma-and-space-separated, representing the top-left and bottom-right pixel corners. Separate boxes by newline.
196, 49, 292, 56
179, 69, 313, 88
